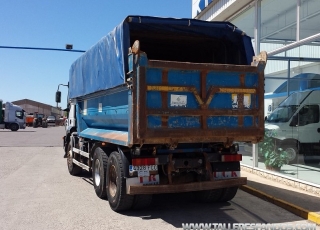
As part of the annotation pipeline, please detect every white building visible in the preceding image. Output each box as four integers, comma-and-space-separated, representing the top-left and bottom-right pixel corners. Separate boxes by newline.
192, 0, 320, 187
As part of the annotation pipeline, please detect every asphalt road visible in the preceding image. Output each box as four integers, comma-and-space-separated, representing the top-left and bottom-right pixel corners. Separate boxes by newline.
0, 126, 317, 230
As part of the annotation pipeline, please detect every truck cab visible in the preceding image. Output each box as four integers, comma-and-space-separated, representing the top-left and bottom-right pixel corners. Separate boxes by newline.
0, 100, 26, 131
63, 100, 77, 154
265, 89, 320, 164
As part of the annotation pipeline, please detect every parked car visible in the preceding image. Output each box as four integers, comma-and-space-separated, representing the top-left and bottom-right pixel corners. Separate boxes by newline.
46, 115, 56, 127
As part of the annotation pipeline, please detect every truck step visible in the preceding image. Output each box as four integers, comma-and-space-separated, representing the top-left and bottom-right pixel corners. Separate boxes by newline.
72, 159, 90, 171
73, 148, 89, 158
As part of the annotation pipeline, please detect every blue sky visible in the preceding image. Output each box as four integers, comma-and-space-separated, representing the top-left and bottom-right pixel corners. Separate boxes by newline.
0, 0, 191, 109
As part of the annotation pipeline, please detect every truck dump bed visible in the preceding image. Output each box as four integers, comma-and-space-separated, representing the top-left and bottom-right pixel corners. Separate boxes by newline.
131, 57, 264, 145
70, 16, 265, 147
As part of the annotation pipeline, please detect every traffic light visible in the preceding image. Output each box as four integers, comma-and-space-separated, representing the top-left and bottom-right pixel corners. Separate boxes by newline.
55, 91, 61, 103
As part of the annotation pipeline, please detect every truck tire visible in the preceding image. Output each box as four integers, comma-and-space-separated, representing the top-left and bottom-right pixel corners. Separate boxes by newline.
42, 122, 48, 128
67, 142, 82, 176
92, 147, 108, 199
10, 123, 19, 131
218, 186, 238, 202
33, 121, 37, 128
106, 151, 134, 212
194, 189, 223, 203
131, 195, 153, 210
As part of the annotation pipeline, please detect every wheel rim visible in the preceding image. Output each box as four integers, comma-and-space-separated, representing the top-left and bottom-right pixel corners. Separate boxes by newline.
94, 159, 101, 186
108, 165, 117, 198
285, 147, 297, 162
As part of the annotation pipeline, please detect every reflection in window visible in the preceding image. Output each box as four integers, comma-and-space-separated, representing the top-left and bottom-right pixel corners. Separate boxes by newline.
266, 105, 299, 123
274, 73, 320, 93
281, 90, 310, 106
298, 105, 319, 126
266, 91, 313, 123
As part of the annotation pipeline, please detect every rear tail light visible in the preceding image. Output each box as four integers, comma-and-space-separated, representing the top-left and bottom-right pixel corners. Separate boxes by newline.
132, 158, 159, 166
221, 154, 242, 162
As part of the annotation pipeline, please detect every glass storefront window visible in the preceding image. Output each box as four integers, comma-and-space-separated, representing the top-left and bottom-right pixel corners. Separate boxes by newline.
239, 59, 320, 186
220, 0, 320, 187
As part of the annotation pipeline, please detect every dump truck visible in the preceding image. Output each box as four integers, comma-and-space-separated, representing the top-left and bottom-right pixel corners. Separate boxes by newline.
57, 16, 267, 212
0, 100, 26, 131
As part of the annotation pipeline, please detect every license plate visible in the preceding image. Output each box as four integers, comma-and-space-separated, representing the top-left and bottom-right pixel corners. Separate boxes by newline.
213, 171, 240, 180
126, 174, 160, 187
130, 165, 158, 171
129, 165, 158, 177
139, 174, 160, 185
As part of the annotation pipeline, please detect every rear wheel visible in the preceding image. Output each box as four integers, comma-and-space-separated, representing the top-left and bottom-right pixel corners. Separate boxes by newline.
10, 123, 19, 131
211, 161, 240, 202
218, 186, 238, 202
67, 141, 82, 176
92, 148, 108, 198
194, 189, 223, 203
106, 151, 134, 212
32, 121, 37, 128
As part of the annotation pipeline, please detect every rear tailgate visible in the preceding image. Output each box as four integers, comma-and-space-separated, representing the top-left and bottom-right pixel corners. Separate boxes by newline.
132, 54, 265, 146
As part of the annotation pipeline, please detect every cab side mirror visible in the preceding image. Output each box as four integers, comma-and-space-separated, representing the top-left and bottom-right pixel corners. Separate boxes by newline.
55, 91, 61, 103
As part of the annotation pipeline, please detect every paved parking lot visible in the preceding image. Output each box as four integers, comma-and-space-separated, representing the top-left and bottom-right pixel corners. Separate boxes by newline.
0, 127, 317, 230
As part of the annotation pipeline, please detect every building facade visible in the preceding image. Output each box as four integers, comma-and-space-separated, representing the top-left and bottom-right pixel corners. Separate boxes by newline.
193, 0, 320, 189
12, 99, 61, 118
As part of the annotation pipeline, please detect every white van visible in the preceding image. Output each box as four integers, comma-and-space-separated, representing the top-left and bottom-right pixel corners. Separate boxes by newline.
264, 98, 273, 117
265, 89, 320, 164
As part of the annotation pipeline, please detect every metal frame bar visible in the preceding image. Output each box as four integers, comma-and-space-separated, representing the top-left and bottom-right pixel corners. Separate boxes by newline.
268, 33, 320, 56
254, 0, 261, 54
287, 61, 291, 97
127, 177, 247, 195
268, 56, 320, 62
296, 0, 301, 41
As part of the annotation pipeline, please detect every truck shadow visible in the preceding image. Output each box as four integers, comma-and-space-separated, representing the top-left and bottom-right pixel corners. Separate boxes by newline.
81, 171, 310, 228
123, 193, 271, 228
80, 171, 93, 185
79, 171, 240, 225
79, 171, 307, 227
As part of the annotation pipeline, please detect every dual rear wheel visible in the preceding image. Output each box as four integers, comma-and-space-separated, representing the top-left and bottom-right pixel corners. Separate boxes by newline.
194, 187, 239, 203
69, 145, 238, 210
92, 149, 152, 212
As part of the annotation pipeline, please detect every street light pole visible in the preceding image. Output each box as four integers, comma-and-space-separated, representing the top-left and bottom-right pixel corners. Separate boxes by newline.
0, 45, 85, 53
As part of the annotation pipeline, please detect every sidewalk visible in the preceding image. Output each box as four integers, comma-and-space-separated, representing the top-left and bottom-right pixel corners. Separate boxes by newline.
240, 170, 320, 225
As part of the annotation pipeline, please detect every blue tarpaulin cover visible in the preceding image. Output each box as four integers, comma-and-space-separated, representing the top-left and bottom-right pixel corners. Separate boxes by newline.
68, 15, 254, 99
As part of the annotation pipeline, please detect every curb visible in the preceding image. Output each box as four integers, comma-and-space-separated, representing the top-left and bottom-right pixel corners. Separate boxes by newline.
240, 185, 320, 225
